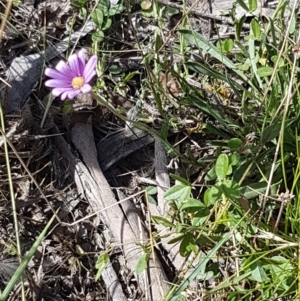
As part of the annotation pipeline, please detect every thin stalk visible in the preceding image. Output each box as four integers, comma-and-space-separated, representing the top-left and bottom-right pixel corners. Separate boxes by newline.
0, 103, 25, 300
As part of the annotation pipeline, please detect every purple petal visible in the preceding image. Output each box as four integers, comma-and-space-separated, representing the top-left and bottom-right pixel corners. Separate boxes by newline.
55, 60, 75, 77
80, 84, 92, 93
84, 70, 96, 84
45, 79, 72, 88
45, 68, 72, 81
78, 49, 87, 68
68, 53, 84, 76
52, 87, 73, 97
67, 89, 81, 99
61, 90, 71, 101
83, 55, 97, 83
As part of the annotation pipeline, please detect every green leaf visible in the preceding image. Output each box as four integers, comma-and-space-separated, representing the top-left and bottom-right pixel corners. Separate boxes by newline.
79, 7, 87, 19
62, 103, 72, 114
226, 165, 233, 176
251, 262, 267, 282
257, 66, 274, 77
95, 253, 109, 281
92, 30, 105, 42
101, 17, 112, 31
92, 8, 104, 27
191, 208, 210, 226
260, 123, 281, 144
222, 180, 240, 201
145, 185, 158, 204
144, 185, 158, 195
168, 234, 185, 245
229, 153, 240, 166
192, 208, 210, 227
152, 216, 175, 228
72, 0, 87, 9
248, 0, 257, 12
271, 55, 284, 68
236, 0, 249, 11
164, 184, 191, 202
215, 154, 229, 181
180, 198, 206, 211
108, 3, 123, 16
123, 70, 140, 83
250, 19, 260, 39
205, 166, 217, 181
228, 138, 243, 150
289, 15, 296, 34
235, 15, 247, 41
204, 185, 222, 206
136, 253, 150, 275
147, 195, 156, 205
223, 39, 234, 52
169, 173, 191, 186
97, 0, 110, 15
179, 234, 197, 257
109, 64, 122, 74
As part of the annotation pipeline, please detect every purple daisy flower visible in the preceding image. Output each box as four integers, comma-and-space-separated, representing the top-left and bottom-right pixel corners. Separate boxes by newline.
45, 49, 98, 101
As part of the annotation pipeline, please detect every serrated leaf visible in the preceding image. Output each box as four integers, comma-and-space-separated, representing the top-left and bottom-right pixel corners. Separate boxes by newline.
95, 253, 109, 281
215, 154, 229, 181
164, 185, 191, 202
136, 253, 150, 275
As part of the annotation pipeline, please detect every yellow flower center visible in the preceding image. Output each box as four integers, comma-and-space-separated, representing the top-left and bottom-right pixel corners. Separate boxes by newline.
72, 76, 85, 89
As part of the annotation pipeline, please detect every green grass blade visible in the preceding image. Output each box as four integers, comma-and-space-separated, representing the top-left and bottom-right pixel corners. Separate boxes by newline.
0, 214, 56, 301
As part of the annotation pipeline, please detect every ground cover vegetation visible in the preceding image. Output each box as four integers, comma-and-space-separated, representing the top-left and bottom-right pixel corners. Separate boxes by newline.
0, 0, 300, 300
